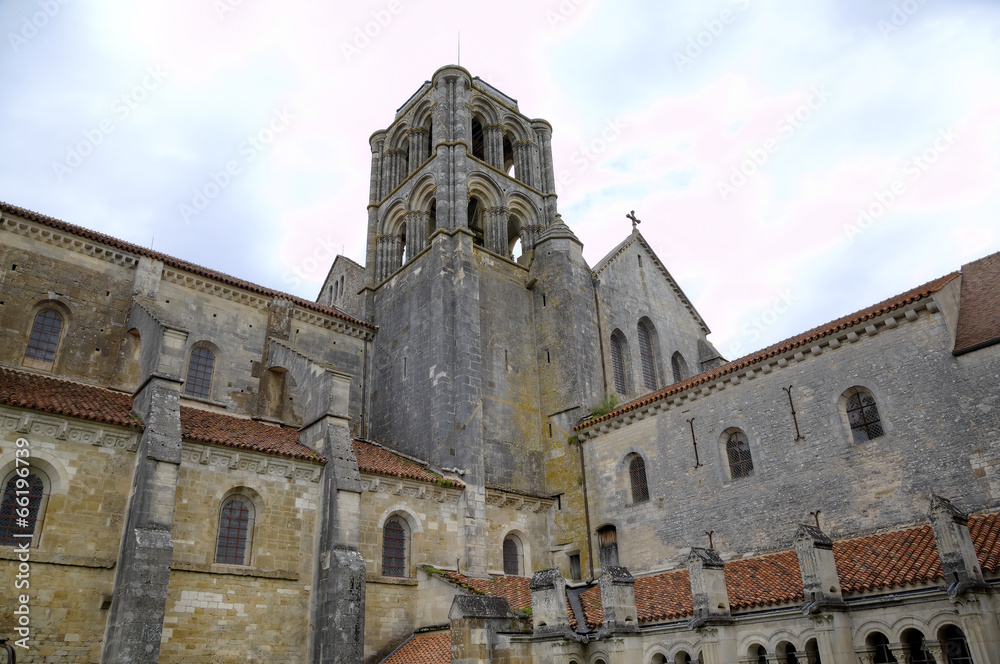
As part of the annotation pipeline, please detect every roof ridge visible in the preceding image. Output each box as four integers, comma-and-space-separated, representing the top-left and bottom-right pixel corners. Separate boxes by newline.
0, 200, 375, 332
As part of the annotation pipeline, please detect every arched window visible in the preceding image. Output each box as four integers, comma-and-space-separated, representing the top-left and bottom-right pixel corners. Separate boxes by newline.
804, 639, 822, 664
940, 625, 973, 664
674, 652, 693, 664
471, 117, 485, 160
503, 534, 522, 576
902, 629, 934, 664
637, 320, 657, 390
382, 516, 409, 577
842, 387, 884, 443
23, 309, 63, 369
610, 331, 628, 396
215, 495, 254, 565
628, 455, 649, 503
754, 646, 768, 664
185, 347, 215, 399
671, 351, 688, 383
597, 525, 619, 569
725, 430, 754, 479
867, 632, 896, 664
0, 471, 46, 545
778, 642, 799, 664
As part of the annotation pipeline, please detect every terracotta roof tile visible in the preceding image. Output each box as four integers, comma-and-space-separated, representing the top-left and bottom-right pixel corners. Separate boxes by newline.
954, 251, 1000, 354
578, 584, 602, 628
354, 440, 464, 488
578, 271, 960, 430
0, 367, 141, 427
0, 201, 374, 332
438, 572, 531, 612
180, 406, 323, 462
635, 569, 693, 622
381, 631, 451, 664
726, 551, 804, 609
834, 525, 943, 593
971, 513, 1000, 574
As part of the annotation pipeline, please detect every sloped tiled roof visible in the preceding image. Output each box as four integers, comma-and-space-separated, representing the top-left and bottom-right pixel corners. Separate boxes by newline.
381, 631, 451, 664
834, 524, 942, 593
0, 201, 374, 332
635, 569, 693, 622
576, 513, 1000, 629
0, 367, 141, 427
971, 512, 1000, 573
437, 571, 531, 612
954, 251, 1000, 354
180, 406, 323, 461
725, 551, 804, 609
354, 440, 465, 488
578, 271, 960, 430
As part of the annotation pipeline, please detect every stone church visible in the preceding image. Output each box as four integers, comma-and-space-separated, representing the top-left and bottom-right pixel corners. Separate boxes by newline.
1, 65, 998, 664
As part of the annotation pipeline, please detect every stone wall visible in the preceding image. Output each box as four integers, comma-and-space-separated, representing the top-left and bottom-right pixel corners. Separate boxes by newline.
580, 291, 1000, 571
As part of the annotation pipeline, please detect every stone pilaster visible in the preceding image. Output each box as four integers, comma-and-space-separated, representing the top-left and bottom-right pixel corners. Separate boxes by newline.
529, 569, 569, 634
484, 123, 505, 171
484, 205, 509, 256
101, 376, 182, 664
599, 566, 638, 632
407, 127, 429, 169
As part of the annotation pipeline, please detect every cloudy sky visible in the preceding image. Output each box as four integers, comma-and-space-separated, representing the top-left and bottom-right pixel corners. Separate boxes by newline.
3, 0, 998, 359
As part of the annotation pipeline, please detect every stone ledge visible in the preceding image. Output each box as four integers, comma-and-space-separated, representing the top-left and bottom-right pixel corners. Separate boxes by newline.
366, 573, 418, 586
171, 560, 299, 580
0, 547, 116, 568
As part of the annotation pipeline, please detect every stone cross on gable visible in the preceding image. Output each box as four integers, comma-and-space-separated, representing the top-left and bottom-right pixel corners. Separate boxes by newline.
627, 210, 641, 232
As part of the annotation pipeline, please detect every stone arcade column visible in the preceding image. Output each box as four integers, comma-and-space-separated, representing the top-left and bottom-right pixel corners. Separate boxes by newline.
484, 123, 505, 171
407, 127, 429, 170
405, 211, 429, 261
484, 206, 509, 256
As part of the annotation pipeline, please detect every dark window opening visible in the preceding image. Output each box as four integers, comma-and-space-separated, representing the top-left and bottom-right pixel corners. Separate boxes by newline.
638, 320, 657, 390
185, 347, 215, 399
846, 388, 884, 443
215, 497, 252, 565
0, 473, 44, 545
503, 536, 521, 575
629, 455, 649, 503
598, 525, 619, 569
610, 333, 627, 396
382, 518, 407, 577
25, 309, 63, 366
726, 431, 754, 479
471, 117, 485, 160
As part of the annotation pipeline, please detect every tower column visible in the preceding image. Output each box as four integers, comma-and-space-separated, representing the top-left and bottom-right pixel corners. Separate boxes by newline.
484, 206, 509, 256
408, 127, 428, 171
484, 124, 505, 171
405, 211, 428, 261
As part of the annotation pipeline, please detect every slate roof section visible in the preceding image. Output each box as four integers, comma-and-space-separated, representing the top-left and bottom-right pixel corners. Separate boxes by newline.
381, 630, 451, 664
354, 440, 465, 488
0, 367, 142, 428
578, 271, 961, 430
0, 200, 374, 332
954, 251, 1000, 354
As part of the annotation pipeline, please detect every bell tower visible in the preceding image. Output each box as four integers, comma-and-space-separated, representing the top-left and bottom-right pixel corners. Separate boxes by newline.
362, 66, 601, 576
